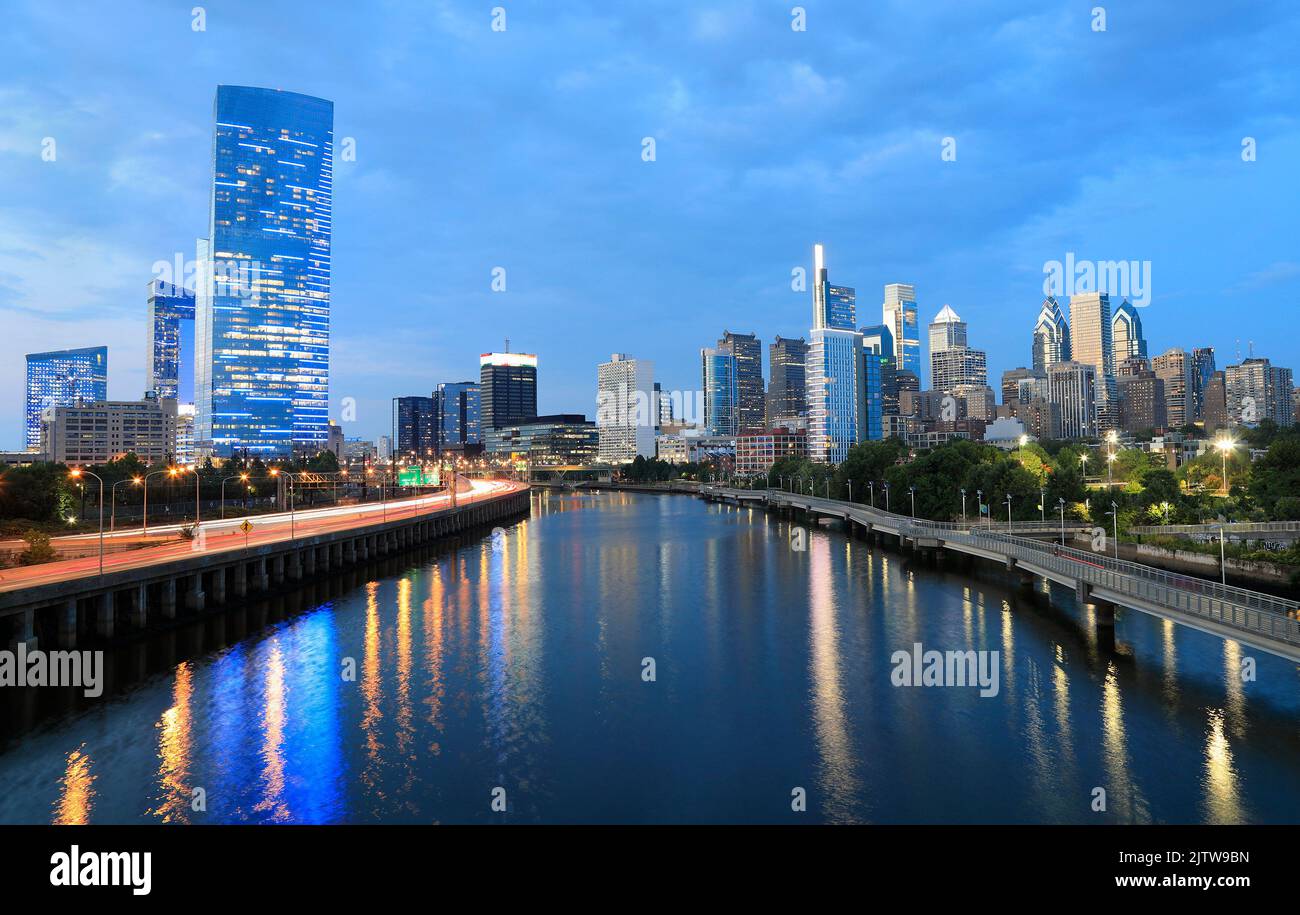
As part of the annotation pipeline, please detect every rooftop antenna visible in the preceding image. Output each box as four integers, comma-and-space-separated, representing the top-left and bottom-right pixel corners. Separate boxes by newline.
1248, 340, 1254, 358
1235, 339, 1241, 362
505, 337, 510, 354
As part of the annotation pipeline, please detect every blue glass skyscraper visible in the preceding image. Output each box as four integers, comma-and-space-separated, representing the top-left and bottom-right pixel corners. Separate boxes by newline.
146, 278, 195, 401
25, 346, 108, 449
807, 244, 864, 462
196, 86, 333, 457
701, 347, 739, 436
435, 381, 481, 448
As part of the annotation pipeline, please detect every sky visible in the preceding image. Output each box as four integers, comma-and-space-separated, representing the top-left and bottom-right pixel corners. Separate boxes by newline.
0, 0, 1297, 447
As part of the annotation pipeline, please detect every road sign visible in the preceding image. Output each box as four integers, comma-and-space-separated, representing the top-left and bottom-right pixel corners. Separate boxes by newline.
240, 520, 254, 534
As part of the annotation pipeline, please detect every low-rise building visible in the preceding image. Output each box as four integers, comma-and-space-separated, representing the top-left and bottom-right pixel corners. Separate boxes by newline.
484, 414, 598, 465
735, 428, 808, 476
40, 395, 178, 465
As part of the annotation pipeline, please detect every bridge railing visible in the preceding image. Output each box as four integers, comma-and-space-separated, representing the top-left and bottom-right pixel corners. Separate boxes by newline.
721, 487, 1300, 644
1129, 521, 1300, 536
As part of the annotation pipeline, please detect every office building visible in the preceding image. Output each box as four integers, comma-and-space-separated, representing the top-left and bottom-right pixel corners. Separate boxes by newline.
735, 428, 808, 476
1191, 347, 1216, 420
394, 396, 438, 459
701, 347, 739, 436
146, 279, 196, 401
597, 353, 656, 462
882, 283, 921, 378
717, 331, 764, 432
483, 414, 598, 465
195, 86, 334, 457
1225, 357, 1295, 427
1047, 361, 1097, 439
766, 336, 808, 426
176, 403, 196, 465
1031, 295, 1071, 373
1117, 369, 1166, 432
860, 324, 898, 417
435, 381, 481, 448
1152, 348, 1194, 429
41, 395, 178, 465
480, 352, 538, 429
806, 328, 864, 462
25, 346, 108, 450
1001, 368, 1039, 408
1200, 371, 1228, 432
1111, 298, 1147, 361
1068, 292, 1117, 430
811, 244, 856, 331
928, 304, 968, 354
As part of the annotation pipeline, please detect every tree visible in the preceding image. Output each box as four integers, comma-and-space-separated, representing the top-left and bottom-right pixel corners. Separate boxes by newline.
17, 529, 56, 565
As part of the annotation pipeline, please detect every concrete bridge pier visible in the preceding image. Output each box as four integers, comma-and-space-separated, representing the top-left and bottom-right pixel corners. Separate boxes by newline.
160, 579, 177, 619
233, 562, 248, 599
129, 584, 147, 629
211, 568, 227, 605
254, 558, 269, 591
10, 606, 37, 650
344, 540, 357, 564
271, 555, 286, 585
185, 573, 205, 612
332, 542, 344, 568
58, 599, 77, 649
96, 592, 115, 639
287, 551, 303, 582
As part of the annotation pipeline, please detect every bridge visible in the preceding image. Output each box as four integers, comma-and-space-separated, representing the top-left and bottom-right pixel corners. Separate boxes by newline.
701, 486, 1300, 664
1129, 520, 1300, 545
1, 480, 530, 651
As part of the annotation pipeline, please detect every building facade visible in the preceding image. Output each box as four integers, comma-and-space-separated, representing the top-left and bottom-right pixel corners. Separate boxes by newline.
484, 414, 597, 465
1152, 348, 1194, 429
393, 396, 438, 459
766, 335, 808, 427
25, 346, 108, 450
196, 85, 333, 457
480, 352, 538, 429
1068, 292, 1117, 431
146, 279, 196, 401
882, 283, 921, 378
700, 347, 739, 436
435, 381, 481, 449
1225, 357, 1295, 427
735, 428, 808, 476
1047, 361, 1097, 439
596, 353, 656, 462
717, 331, 764, 432
41, 395, 178, 465
1031, 296, 1071, 373
1111, 298, 1147, 361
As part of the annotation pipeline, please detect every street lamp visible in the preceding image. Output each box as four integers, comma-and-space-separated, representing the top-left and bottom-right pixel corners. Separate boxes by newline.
960, 488, 967, 523
1005, 494, 1013, 530
883, 482, 890, 512
141, 468, 172, 536
1039, 486, 1045, 522
847, 480, 853, 503
868, 481, 875, 507
221, 473, 250, 519
68, 468, 105, 575
1215, 435, 1236, 495
110, 476, 142, 532
909, 485, 917, 518
1058, 497, 1066, 546
976, 489, 984, 527
1109, 500, 1119, 559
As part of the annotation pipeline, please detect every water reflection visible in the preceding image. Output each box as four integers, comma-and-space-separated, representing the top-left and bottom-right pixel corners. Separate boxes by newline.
53, 744, 95, 825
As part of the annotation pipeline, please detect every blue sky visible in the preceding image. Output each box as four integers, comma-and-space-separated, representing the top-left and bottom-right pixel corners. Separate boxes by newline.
1, 0, 1296, 446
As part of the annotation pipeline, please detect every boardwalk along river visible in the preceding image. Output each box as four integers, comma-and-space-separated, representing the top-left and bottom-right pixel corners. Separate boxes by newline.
1, 490, 1298, 823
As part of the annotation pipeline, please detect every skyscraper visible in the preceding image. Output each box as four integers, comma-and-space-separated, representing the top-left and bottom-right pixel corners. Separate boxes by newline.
393, 396, 437, 459
1111, 298, 1147, 361
1152, 348, 1193, 429
1047, 361, 1097, 439
480, 352, 538, 429
1191, 347, 1217, 421
811, 243, 856, 331
146, 278, 195, 401
1068, 292, 1117, 431
1031, 296, 1071, 373
195, 86, 334, 457
927, 305, 987, 393
597, 353, 656, 462
766, 336, 808, 426
1225, 357, 1294, 427
807, 245, 865, 462
700, 347, 739, 436
717, 331, 764, 432
860, 324, 898, 416
25, 346, 108, 450
434, 382, 481, 449
882, 283, 921, 378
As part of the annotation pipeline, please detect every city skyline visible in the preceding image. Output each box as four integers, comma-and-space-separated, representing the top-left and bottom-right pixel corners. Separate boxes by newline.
1, 1, 1297, 445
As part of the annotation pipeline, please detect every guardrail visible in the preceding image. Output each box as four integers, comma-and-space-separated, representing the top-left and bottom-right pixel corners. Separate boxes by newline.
706, 486, 1300, 651
1129, 521, 1300, 536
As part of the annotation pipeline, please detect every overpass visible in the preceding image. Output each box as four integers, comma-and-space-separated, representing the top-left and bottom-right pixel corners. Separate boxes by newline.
702, 486, 1300, 664
1, 480, 530, 651
1130, 520, 1300, 545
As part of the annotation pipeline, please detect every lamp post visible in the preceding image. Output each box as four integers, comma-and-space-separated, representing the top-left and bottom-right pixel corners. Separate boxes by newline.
141, 468, 172, 536
1058, 498, 1066, 546
1215, 435, 1236, 495
1219, 524, 1227, 585
868, 481, 875, 507
976, 489, 984, 527
1039, 487, 1045, 522
68, 468, 104, 575
960, 488, 967, 523
1005, 494, 1013, 530
1110, 500, 1119, 559
883, 482, 890, 512
909, 485, 917, 518
847, 480, 853, 503
221, 473, 250, 519
110, 476, 142, 532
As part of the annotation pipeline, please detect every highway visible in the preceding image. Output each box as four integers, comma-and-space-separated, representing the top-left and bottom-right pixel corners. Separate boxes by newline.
0, 478, 522, 594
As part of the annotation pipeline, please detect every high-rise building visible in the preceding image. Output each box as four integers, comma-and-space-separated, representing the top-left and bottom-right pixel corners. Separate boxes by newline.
393, 396, 437, 459
766, 336, 808, 426
701, 347, 739, 436
480, 352, 538, 429
1031, 296, 1071, 373
597, 353, 656, 463
1047, 361, 1097, 439
1117, 370, 1166, 433
1191, 347, 1217, 421
882, 283, 921, 378
195, 86, 333, 458
1068, 292, 1117, 431
928, 304, 968, 354
806, 328, 864, 462
1111, 298, 1147, 361
41, 394, 178, 465
1225, 357, 1295, 427
861, 324, 898, 417
1152, 348, 1193, 429
1201, 371, 1228, 432
434, 382, 481, 449
811, 244, 856, 331
1001, 368, 1039, 408
25, 346, 108, 450
146, 279, 196, 401
860, 340, 886, 442
717, 331, 764, 432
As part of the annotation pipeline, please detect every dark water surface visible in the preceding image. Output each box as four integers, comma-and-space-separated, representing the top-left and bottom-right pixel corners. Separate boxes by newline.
2, 490, 1298, 824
